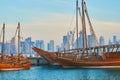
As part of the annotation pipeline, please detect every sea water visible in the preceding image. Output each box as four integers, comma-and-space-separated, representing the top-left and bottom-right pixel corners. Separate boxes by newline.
0, 65, 120, 80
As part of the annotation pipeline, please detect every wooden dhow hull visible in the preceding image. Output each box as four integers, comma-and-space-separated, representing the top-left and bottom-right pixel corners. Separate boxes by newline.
33, 47, 120, 68
32, 47, 57, 65
0, 54, 31, 71
56, 54, 120, 68
0, 62, 31, 71
55, 50, 120, 68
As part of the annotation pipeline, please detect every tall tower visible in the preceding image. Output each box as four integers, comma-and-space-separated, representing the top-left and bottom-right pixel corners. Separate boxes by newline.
79, 31, 83, 48
88, 35, 93, 47
99, 36, 104, 46
47, 40, 54, 52
113, 35, 117, 44
10, 37, 17, 54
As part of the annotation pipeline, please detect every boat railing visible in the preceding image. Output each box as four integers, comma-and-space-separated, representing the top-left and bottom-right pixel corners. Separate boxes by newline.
58, 44, 120, 54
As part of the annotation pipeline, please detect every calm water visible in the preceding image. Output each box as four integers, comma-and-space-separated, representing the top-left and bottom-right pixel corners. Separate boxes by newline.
0, 65, 120, 80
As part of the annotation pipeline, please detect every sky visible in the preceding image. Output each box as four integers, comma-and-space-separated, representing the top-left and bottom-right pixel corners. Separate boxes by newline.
0, 0, 120, 46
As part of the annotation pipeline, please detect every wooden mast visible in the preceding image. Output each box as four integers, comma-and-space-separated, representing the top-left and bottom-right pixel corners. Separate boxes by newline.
82, 0, 85, 52
2, 23, 5, 54
18, 22, 20, 54
76, 0, 79, 50
1, 23, 5, 60
82, 0, 88, 53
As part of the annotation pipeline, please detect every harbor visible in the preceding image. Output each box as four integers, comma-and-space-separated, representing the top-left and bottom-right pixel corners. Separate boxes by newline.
0, 0, 120, 80
32, 0, 120, 68
29, 57, 48, 65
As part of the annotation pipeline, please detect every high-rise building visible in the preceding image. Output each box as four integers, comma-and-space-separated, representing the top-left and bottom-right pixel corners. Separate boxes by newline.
108, 39, 112, 45
63, 36, 67, 45
35, 40, 44, 50
25, 37, 33, 54
4, 42, 10, 54
36, 40, 39, 48
10, 37, 17, 54
78, 31, 83, 48
47, 40, 54, 52
20, 41, 26, 54
47, 43, 50, 51
99, 36, 104, 46
63, 36, 68, 50
50, 40, 54, 52
88, 35, 93, 47
113, 35, 117, 44
39, 40, 44, 50
31, 41, 35, 54
60, 43, 64, 51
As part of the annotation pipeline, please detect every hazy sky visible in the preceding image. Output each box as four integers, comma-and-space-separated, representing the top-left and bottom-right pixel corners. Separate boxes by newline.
0, 0, 120, 45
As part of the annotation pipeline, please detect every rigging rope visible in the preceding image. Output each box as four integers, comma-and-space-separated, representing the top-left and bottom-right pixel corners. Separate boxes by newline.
84, 2, 99, 47
68, 10, 76, 31
0, 27, 3, 42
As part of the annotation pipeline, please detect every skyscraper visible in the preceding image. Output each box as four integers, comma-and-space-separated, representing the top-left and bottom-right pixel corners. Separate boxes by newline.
108, 39, 112, 45
40, 40, 44, 50
47, 40, 54, 52
63, 35, 70, 50
63, 36, 67, 46
10, 37, 17, 54
35, 40, 44, 50
50, 40, 54, 52
99, 36, 104, 46
47, 43, 50, 51
78, 31, 83, 48
88, 35, 93, 47
4, 42, 10, 54
113, 35, 117, 44
25, 37, 33, 54
20, 41, 26, 54
63, 36, 68, 50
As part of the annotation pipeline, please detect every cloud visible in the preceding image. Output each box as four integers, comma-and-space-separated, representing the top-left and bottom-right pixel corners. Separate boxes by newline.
22, 13, 120, 45
92, 20, 120, 43
22, 13, 75, 45
1, 13, 120, 45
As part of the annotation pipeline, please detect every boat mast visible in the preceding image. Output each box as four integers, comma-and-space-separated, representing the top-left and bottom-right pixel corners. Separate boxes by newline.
1, 23, 5, 57
82, 0, 88, 53
76, 0, 79, 50
18, 22, 20, 54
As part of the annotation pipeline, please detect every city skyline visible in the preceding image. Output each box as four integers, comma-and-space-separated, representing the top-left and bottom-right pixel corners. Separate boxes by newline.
1, 34, 120, 55
0, 0, 120, 45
